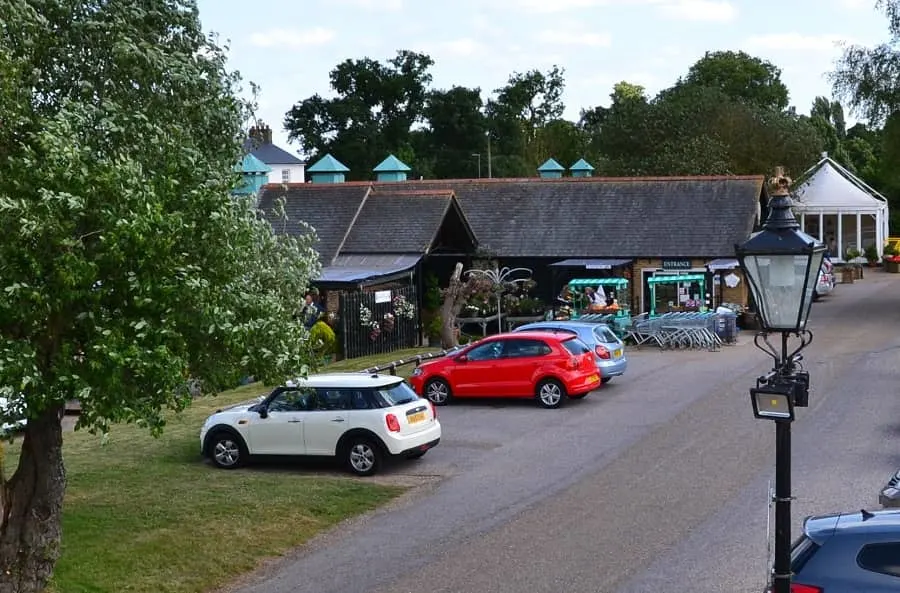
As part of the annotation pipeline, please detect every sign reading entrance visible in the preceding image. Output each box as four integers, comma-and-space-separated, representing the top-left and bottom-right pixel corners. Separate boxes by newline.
661, 259, 692, 271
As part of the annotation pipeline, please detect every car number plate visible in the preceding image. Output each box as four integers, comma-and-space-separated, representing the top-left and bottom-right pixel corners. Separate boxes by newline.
407, 411, 426, 424
587, 374, 599, 383
614, 349, 622, 358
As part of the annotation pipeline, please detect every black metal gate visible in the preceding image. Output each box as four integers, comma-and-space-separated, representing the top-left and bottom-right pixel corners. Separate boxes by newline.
339, 285, 419, 359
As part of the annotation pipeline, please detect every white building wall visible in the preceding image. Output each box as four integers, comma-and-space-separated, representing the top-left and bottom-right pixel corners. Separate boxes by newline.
265, 163, 306, 184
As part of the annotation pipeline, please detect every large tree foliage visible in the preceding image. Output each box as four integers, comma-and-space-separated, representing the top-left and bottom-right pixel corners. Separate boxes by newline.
419, 85, 487, 179
0, 2, 320, 591
486, 66, 567, 175
283, 50, 434, 179
831, 0, 900, 232
681, 50, 790, 111
589, 76, 821, 177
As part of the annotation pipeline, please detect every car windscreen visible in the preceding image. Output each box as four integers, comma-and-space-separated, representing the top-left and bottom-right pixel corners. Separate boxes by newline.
593, 326, 619, 343
375, 381, 420, 407
562, 337, 591, 355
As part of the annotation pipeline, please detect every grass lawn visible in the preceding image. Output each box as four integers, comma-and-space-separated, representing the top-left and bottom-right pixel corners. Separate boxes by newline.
324, 346, 446, 378
2, 383, 404, 593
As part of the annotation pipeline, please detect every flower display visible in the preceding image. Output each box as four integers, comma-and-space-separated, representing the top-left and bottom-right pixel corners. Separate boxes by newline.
392, 294, 416, 320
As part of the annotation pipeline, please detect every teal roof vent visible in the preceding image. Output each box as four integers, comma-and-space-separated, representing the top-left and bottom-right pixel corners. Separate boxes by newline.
537, 158, 565, 179
373, 154, 411, 182
569, 158, 595, 178
234, 153, 272, 175
307, 153, 350, 184
232, 153, 271, 195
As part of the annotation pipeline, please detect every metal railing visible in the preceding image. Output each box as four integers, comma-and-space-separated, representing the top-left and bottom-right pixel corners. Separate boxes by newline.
361, 346, 463, 376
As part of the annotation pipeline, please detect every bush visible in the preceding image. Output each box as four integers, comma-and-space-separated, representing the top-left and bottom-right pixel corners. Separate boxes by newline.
309, 321, 337, 356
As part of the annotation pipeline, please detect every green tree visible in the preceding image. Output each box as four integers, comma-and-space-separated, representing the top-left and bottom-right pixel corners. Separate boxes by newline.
421, 86, 487, 179
0, 2, 320, 591
580, 81, 655, 175
809, 96, 852, 167
486, 66, 566, 174
681, 50, 790, 111
284, 50, 434, 179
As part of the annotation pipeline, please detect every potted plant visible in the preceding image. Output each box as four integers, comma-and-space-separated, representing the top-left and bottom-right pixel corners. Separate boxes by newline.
844, 248, 864, 280
865, 245, 879, 267
426, 316, 442, 347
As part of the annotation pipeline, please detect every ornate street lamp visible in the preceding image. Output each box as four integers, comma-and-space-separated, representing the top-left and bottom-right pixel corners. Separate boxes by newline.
735, 167, 826, 333
735, 167, 824, 593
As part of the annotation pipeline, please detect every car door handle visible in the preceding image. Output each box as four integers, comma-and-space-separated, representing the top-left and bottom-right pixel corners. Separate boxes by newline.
330, 418, 345, 423
287, 419, 302, 423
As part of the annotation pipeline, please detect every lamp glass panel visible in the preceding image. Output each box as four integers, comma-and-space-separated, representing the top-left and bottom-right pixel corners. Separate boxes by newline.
742, 254, 812, 330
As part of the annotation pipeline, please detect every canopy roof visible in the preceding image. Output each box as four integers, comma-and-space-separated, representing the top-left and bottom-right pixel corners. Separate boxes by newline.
793, 156, 888, 212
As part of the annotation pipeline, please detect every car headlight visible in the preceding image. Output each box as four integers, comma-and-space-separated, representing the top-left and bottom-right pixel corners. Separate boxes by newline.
411, 367, 423, 377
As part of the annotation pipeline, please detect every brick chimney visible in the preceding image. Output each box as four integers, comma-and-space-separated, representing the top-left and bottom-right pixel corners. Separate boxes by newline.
249, 123, 273, 145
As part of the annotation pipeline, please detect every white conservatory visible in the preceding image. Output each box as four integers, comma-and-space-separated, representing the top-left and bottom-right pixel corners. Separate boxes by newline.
793, 153, 890, 262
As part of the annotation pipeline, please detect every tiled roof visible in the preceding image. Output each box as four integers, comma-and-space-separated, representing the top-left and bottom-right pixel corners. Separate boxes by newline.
340, 190, 456, 253
256, 184, 369, 264
369, 176, 765, 258
243, 138, 306, 165
256, 175, 765, 260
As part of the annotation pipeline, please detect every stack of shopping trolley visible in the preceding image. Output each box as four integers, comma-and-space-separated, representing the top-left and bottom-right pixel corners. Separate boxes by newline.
626, 312, 737, 351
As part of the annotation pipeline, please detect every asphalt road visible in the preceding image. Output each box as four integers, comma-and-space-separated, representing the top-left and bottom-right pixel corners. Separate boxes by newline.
225, 271, 900, 593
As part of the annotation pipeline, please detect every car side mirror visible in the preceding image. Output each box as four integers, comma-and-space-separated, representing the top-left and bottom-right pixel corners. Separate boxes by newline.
456, 354, 468, 363
258, 407, 268, 419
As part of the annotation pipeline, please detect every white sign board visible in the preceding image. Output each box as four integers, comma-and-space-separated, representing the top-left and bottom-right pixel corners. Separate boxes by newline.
374, 290, 392, 304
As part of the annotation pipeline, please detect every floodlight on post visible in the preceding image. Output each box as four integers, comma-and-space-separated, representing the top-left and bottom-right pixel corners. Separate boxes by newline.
750, 383, 795, 421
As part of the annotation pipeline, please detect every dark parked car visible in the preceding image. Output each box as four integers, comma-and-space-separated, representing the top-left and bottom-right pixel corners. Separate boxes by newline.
786, 509, 900, 592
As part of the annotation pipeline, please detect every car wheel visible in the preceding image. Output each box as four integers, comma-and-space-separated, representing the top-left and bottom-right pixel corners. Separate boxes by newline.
601, 377, 612, 384
424, 378, 452, 406
536, 378, 566, 409
344, 437, 382, 477
209, 431, 246, 470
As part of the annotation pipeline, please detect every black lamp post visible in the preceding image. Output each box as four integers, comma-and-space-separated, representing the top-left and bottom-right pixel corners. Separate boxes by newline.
734, 166, 825, 593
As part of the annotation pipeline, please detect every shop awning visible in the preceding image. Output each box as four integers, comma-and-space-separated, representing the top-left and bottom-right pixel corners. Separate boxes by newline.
316, 254, 421, 286
549, 258, 633, 269
567, 278, 629, 287
647, 273, 706, 285
707, 258, 739, 272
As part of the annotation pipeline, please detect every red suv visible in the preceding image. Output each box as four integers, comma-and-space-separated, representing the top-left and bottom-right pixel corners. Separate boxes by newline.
407, 331, 601, 408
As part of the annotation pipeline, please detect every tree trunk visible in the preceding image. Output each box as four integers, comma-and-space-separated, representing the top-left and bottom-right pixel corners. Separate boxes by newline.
439, 262, 477, 349
0, 407, 66, 593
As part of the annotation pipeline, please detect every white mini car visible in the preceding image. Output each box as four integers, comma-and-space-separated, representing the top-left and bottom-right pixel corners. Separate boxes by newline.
199, 373, 441, 476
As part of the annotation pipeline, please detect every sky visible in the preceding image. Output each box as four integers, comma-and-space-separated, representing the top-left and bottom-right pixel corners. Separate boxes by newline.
195, 0, 892, 155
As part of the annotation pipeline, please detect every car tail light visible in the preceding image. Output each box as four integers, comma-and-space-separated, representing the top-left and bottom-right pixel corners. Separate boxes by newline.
791, 585, 823, 593
595, 345, 610, 359
427, 400, 437, 420
385, 413, 401, 433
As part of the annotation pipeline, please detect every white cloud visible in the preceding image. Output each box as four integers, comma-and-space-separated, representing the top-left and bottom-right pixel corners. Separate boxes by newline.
744, 33, 847, 53
835, 0, 868, 8
429, 38, 486, 57
514, 0, 611, 13
336, 0, 403, 10
248, 27, 335, 48
537, 29, 613, 47
658, 0, 737, 22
